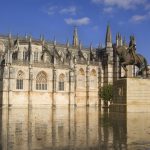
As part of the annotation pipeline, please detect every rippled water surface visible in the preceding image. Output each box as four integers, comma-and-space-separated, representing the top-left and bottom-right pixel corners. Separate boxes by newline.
0, 107, 150, 150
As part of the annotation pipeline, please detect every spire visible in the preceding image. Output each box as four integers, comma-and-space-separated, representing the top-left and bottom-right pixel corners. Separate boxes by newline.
72, 26, 79, 47
105, 24, 112, 47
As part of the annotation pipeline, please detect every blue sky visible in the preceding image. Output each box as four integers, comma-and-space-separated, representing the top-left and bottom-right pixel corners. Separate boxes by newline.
0, 0, 150, 63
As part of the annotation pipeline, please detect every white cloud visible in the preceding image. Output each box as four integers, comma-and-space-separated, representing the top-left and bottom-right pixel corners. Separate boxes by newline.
103, 7, 113, 13
59, 6, 77, 15
131, 15, 147, 22
92, 0, 146, 9
64, 17, 90, 25
130, 12, 150, 23
43, 5, 77, 16
145, 4, 150, 10
46, 6, 58, 15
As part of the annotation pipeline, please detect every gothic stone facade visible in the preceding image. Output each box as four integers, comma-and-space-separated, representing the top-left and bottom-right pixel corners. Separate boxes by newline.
0, 26, 131, 107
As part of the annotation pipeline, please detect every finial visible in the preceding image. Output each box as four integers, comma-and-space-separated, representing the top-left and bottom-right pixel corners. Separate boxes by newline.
116, 33, 119, 40
123, 36, 126, 46
8, 32, 12, 39
53, 37, 56, 46
25, 33, 28, 40
90, 42, 93, 51
79, 40, 82, 50
29, 36, 32, 43
16, 33, 19, 39
98, 42, 102, 49
40, 34, 45, 41
66, 39, 69, 48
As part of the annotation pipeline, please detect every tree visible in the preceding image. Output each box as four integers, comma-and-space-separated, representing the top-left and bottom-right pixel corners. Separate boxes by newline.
100, 84, 113, 107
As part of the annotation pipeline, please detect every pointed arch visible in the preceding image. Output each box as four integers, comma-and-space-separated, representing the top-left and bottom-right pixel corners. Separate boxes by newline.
90, 69, 96, 76
78, 68, 85, 88
58, 73, 65, 91
16, 70, 24, 89
79, 68, 85, 75
23, 47, 29, 61
90, 69, 97, 89
36, 71, 47, 90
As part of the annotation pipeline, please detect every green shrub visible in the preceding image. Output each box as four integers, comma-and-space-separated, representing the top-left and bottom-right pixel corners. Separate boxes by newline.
100, 84, 113, 106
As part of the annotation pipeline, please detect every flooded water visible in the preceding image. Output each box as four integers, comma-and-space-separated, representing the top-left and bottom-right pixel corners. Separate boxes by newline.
0, 107, 150, 150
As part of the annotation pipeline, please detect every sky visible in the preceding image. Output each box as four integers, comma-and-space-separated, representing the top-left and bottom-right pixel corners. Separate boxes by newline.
0, 0, 150, 63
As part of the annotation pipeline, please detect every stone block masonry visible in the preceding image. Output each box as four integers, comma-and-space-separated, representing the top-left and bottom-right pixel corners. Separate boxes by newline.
110, 78, 150, 112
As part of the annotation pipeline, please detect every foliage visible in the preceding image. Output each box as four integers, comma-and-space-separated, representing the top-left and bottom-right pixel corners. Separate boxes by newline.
100, 84, 113, 102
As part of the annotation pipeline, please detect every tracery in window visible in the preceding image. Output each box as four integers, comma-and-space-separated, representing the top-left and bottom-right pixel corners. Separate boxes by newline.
59, 73, 65, 91
23, 47, 28, 61
90, 69, 97, 89
78, 68, 85, 88
36, 71, 47, 90
16, 70, 24, 89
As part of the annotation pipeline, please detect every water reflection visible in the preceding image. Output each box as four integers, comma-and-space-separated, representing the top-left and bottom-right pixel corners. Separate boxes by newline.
0, 107, 150, 149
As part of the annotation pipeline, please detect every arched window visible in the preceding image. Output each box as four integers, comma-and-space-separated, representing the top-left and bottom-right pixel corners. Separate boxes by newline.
23, 47, 28, 61
79, 68, 85, 75
36, 71, 47, 90
59, 73, 65, 91
78, 68, 85, 88
90, 69, 97, 89
16, 70, 24, 89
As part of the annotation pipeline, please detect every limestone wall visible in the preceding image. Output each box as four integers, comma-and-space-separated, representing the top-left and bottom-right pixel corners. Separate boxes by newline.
1, 63, 99, 107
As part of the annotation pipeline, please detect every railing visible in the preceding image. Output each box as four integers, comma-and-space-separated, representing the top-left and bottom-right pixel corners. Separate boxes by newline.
12, 60, 29, 66
89, 61, 99, 66
77, 60, 87, 65
32, 62, 53, 68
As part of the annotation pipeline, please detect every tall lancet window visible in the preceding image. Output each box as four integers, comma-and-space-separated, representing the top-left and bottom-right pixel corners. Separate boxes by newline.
59, 74, 65, 91
16, 70, 24, 89
90, 69, 97, 89
36, 71, 47, 90
23, 47, 28, 61
78, 68, 85, 88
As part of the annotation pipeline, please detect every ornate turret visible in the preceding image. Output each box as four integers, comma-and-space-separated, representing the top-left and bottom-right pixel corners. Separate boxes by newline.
105, 24, 112, 48
72, 26, 79, 47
